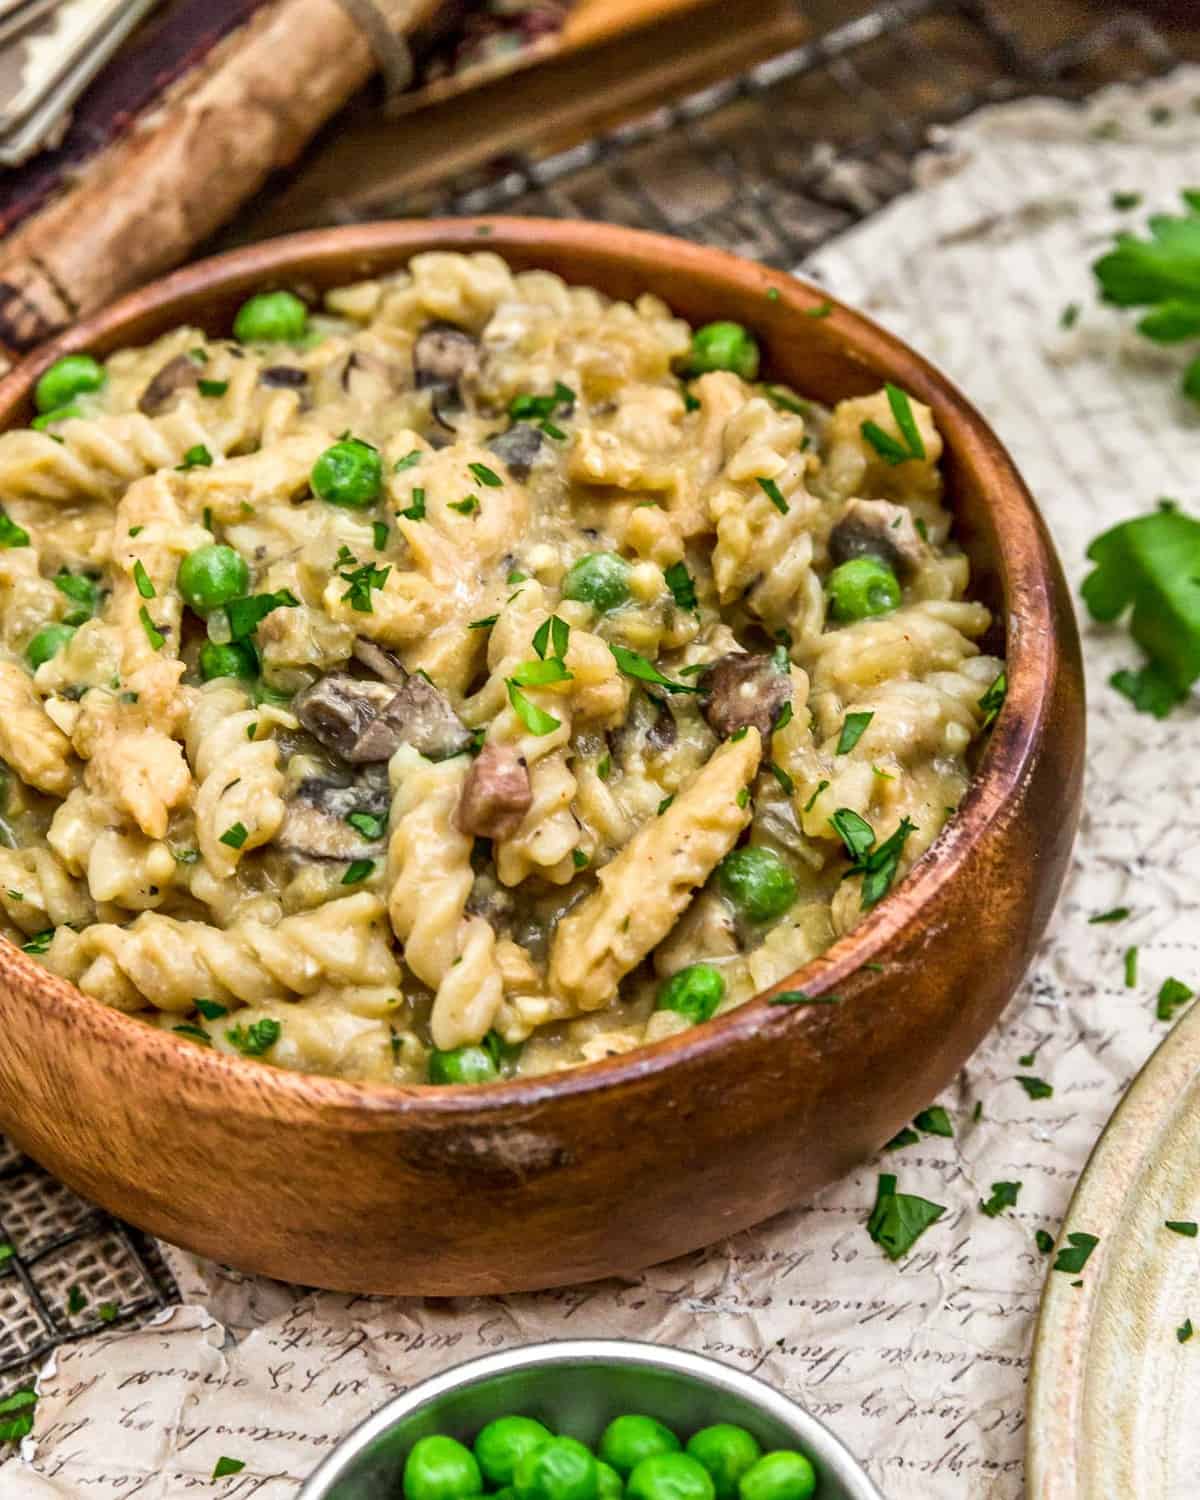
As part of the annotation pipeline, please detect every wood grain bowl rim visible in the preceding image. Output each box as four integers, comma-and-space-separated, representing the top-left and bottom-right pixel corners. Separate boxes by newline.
0, 217, 1065, 1125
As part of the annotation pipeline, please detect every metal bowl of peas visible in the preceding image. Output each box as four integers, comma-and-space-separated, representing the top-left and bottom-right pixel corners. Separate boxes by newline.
299, 1340, 882, 1500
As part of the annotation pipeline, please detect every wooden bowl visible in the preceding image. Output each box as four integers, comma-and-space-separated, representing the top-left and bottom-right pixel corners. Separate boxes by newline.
0, 220, 1085, 1294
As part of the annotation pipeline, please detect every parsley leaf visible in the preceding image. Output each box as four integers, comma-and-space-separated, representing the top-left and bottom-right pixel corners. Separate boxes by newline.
339, 561, 391, 614
609, 645, 702, 696
219, 822, 248, 849
22, 928, 54, 954
176, 444, 212, 470
1125, 945, 1140, 988
1166, 1220, 1199, 1237
1017, 1074, 1053, 1100
532, 615, 570, 661
132, 560, 155, 599
665, 560, 698, 613
830, 809, 917, 910
54, 570, 99, 624
213, 1457, 246, 1478
980, 1180, 1022, 1218
449, 494, 480, 516
138, 605, 165, 651
0, 1388, 37, 1443
866, 1173, 946, 1261
507, 681, 560, 736
1081, 504, 1200, 716
342, 858, 374, 885
1052, 1231, 1099, 1275
198, 378, 228, 398
510, 657, 572, 688
0, 509, 30, 548
468, 461, 503, 488
1089, 906, 1131, 924
400, 488, 426, 521
802, 779, 829, 814
346, 810, 386, 841
914, 1105, 953, 1138
394, 450, 422, 472
767, 991, 841, 1005
1035, 1229, 1055, 1254
885, 1127, 920, 1151
226, 1018, 281, 1056
227, 588, 299, 641
836, 710, 873, 754
978, 670, 1007, 727
195, 999, 228, 1020
756, 476, 789, 515
1093, 193, 1200, 381
1158, 976, 1194, 1022
861, 384, 926, 465
1178, 1318, 1194, 1344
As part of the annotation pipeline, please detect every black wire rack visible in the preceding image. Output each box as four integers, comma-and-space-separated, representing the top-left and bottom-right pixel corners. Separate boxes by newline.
0, 0, 1183, 1417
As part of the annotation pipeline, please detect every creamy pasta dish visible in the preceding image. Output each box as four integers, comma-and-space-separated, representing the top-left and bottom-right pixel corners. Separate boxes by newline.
0, 252, 1004, 1083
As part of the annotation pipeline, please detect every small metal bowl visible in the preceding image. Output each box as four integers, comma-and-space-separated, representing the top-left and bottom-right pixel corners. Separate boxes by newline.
299, 1340, 882, 1500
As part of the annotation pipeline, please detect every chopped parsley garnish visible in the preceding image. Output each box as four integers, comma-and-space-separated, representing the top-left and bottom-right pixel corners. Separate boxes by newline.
885, 1127, 920, 1151
1017, 1074, 1053, 1100
866, 1172, 946, 1261
805, 301, 833, 318
510, 382, 575, 434
756, 476, 789, 515
1019, 1052, 1035, 1066
172, 847, 200, 865
683, 389, 701, 413
6, 890, 20, 900
138, 605, 165, 651
980, 1180, 1022, 1218
861, 384, 927, 466
202, 508, 213, 532
1081, 503, 1200, 717
67, 1285, 85, 1314
214, 1458, 246, 1479
735, 787, 750, 809
342, 859, 374, 885
128, 525, 144, 537
768, 762, 794, 796
195, 999, 228, 1020
132, 560, 155, 599
507, 681, 560, 737
762, 385, 809, 416
219, 822, 248, 849
0, 508, 30, 549
1125, 945, 1140, 987
532, 614, 570, 662
1036, 1229, 1055, 1255
1179, 1319, 1194, 1344
227, 588, 299, 641
665, 560, 698, 613
572, 849, 589, 869
226, 1018, 281, 1056
609, 645, 702, 696
511, 657, 572, 688
1166, 1220, 1198, 1237
1060, 302, 1080, 329
372, 521, 389, 551
173, 1023, 212, 1045
1089, 906, 1131, 924
97, 1301, 118, 1322
507, 570, 527, 585
657, 794, 675, 816
1157, 977, 1194, 1022
469, 615, 498, 631
340, 560, 391, 614
468, 461, 503, 488
914, 1105, 953, 1137
54, 570, 99, 624
346, 810, 386, 841
22, 928, 54, 954
773, 700, 793, 732
829, 809, 916, 909
0, 1243, 12, 1262
449, 494, 480, 516
836, 710, 873, 754
1052, 1231, 1099, 1275
597, 752, 611, 781
198, 379, 228, 398
802, 779, 829, 813
400, 488, 426, 521
0, 1388, 38, 1443
979, 670, 1007, 727
767, 991, 841, 1005
176, 444, 213, 470
394, 450, 422, 471
1111, 190, 1142, 211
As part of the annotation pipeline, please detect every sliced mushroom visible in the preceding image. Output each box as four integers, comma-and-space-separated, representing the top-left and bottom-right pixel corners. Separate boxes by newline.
700, 653, 792, 740
278, 766, 390, 860
293, 674, 395, 761
455, 744, 532, 840
487, 422, 545, 482
353, 672, 473, 762
413, 322, 479, 388
352, 637, 407, 685
828, 498, 926, 575
645, 700, 677, 754
260, 365, 308, 389
138, 354, 200, 415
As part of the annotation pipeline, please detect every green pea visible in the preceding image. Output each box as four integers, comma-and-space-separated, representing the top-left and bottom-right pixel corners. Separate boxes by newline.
233, 290, 309, 344
737, 1453, 815, 1500
562, 553, 631, 613
716, 847, 796, 924
513, 1436, 598, 1500
685, 1427, 762, 1500
177, 544, 250, 614
626, 1454, 715, 1500
475, 1417, 553, 1486
31, 403, 82, 431
825, 557, 901, 622
34, 355, 105, 415
655, 964, 725, 1024
198, 640, 258, 681
312, 438, 382, 508
686, 323, 760, 381
597, 1462, 624, 1500
26, 622, 75, 670
403, 1435, 483, 1500
599, 1417, 681, 1477
427, 1045, 499, 1085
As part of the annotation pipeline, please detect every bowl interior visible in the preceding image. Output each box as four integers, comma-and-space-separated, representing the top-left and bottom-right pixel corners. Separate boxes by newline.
302, 1345, 882, 1500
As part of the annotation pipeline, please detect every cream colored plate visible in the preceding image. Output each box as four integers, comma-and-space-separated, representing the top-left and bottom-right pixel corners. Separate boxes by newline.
1027, 1001, 1200, 1498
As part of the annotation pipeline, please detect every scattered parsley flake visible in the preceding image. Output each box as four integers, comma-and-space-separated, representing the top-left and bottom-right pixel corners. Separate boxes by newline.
597, 752, 611, 781
67, 1285, 85, 1314
657, 794, 675, 816
1111, 190, 1142, 211
219, 822, 248, 849
572, 849, 589, 869
0, 1388, 37, 1443
449, 494, 480, 516
173, 1023, 212, 1045
507, 680, 560, 736
400, 488, 426, 521
1052, 1231, 1099, 1275
1017, 1074, 1053, 1100
1036, 1229, 1055, 1255
510, 657, 572, 688
342, 858, 374, 885
683, 389, 701, 413
507, 570, 527, 585
762, 385, 808, 416
132, 560, 155, 599
768, 762, 794, 796
0, 509, 30, 548
97, 1301, 118, 1322
198, 378, 228, 398
394, 450, 422, 472
1166, 1220, 1198, 1237
227, 588, 299, 641
469, 615, 498, 631
767, 991, 841, 1006
532, 615, 570, 661
766, 287, 781, 302
176, 444, 212, 470
735, 787, 750, 809
756, 476, 789, 514
22, 928, 54, 954
340, 560, 391, 614
1089, 906, 1130, 924
1060, 302, 1080, 329
866, 1172, 946, 1261
468, 461, 503, 488
837, 710, 873, 754
861, 384, 927, 466
980, 1180, 1022, 1218
805, 301, 834, 318
346, 810, 386, 841
773, 700, 793, 733
665, 560, 698, 613
829, 808, 916, 910
138, 605, 165, 650
802, 780, 829, 813
213, 1457, 246, 1478
5, 891, 20, 902
1178, 1319, 1194, 1344
1125, 945, 1140, 988
979, 670, 1007, 728
195, 999, 228, 1020
226, 1018, 281, 1056
609, 645, 702, 696
1158, 977, 1194, 1022
372, 521, 389, 550
914, 1106, 953, 1138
